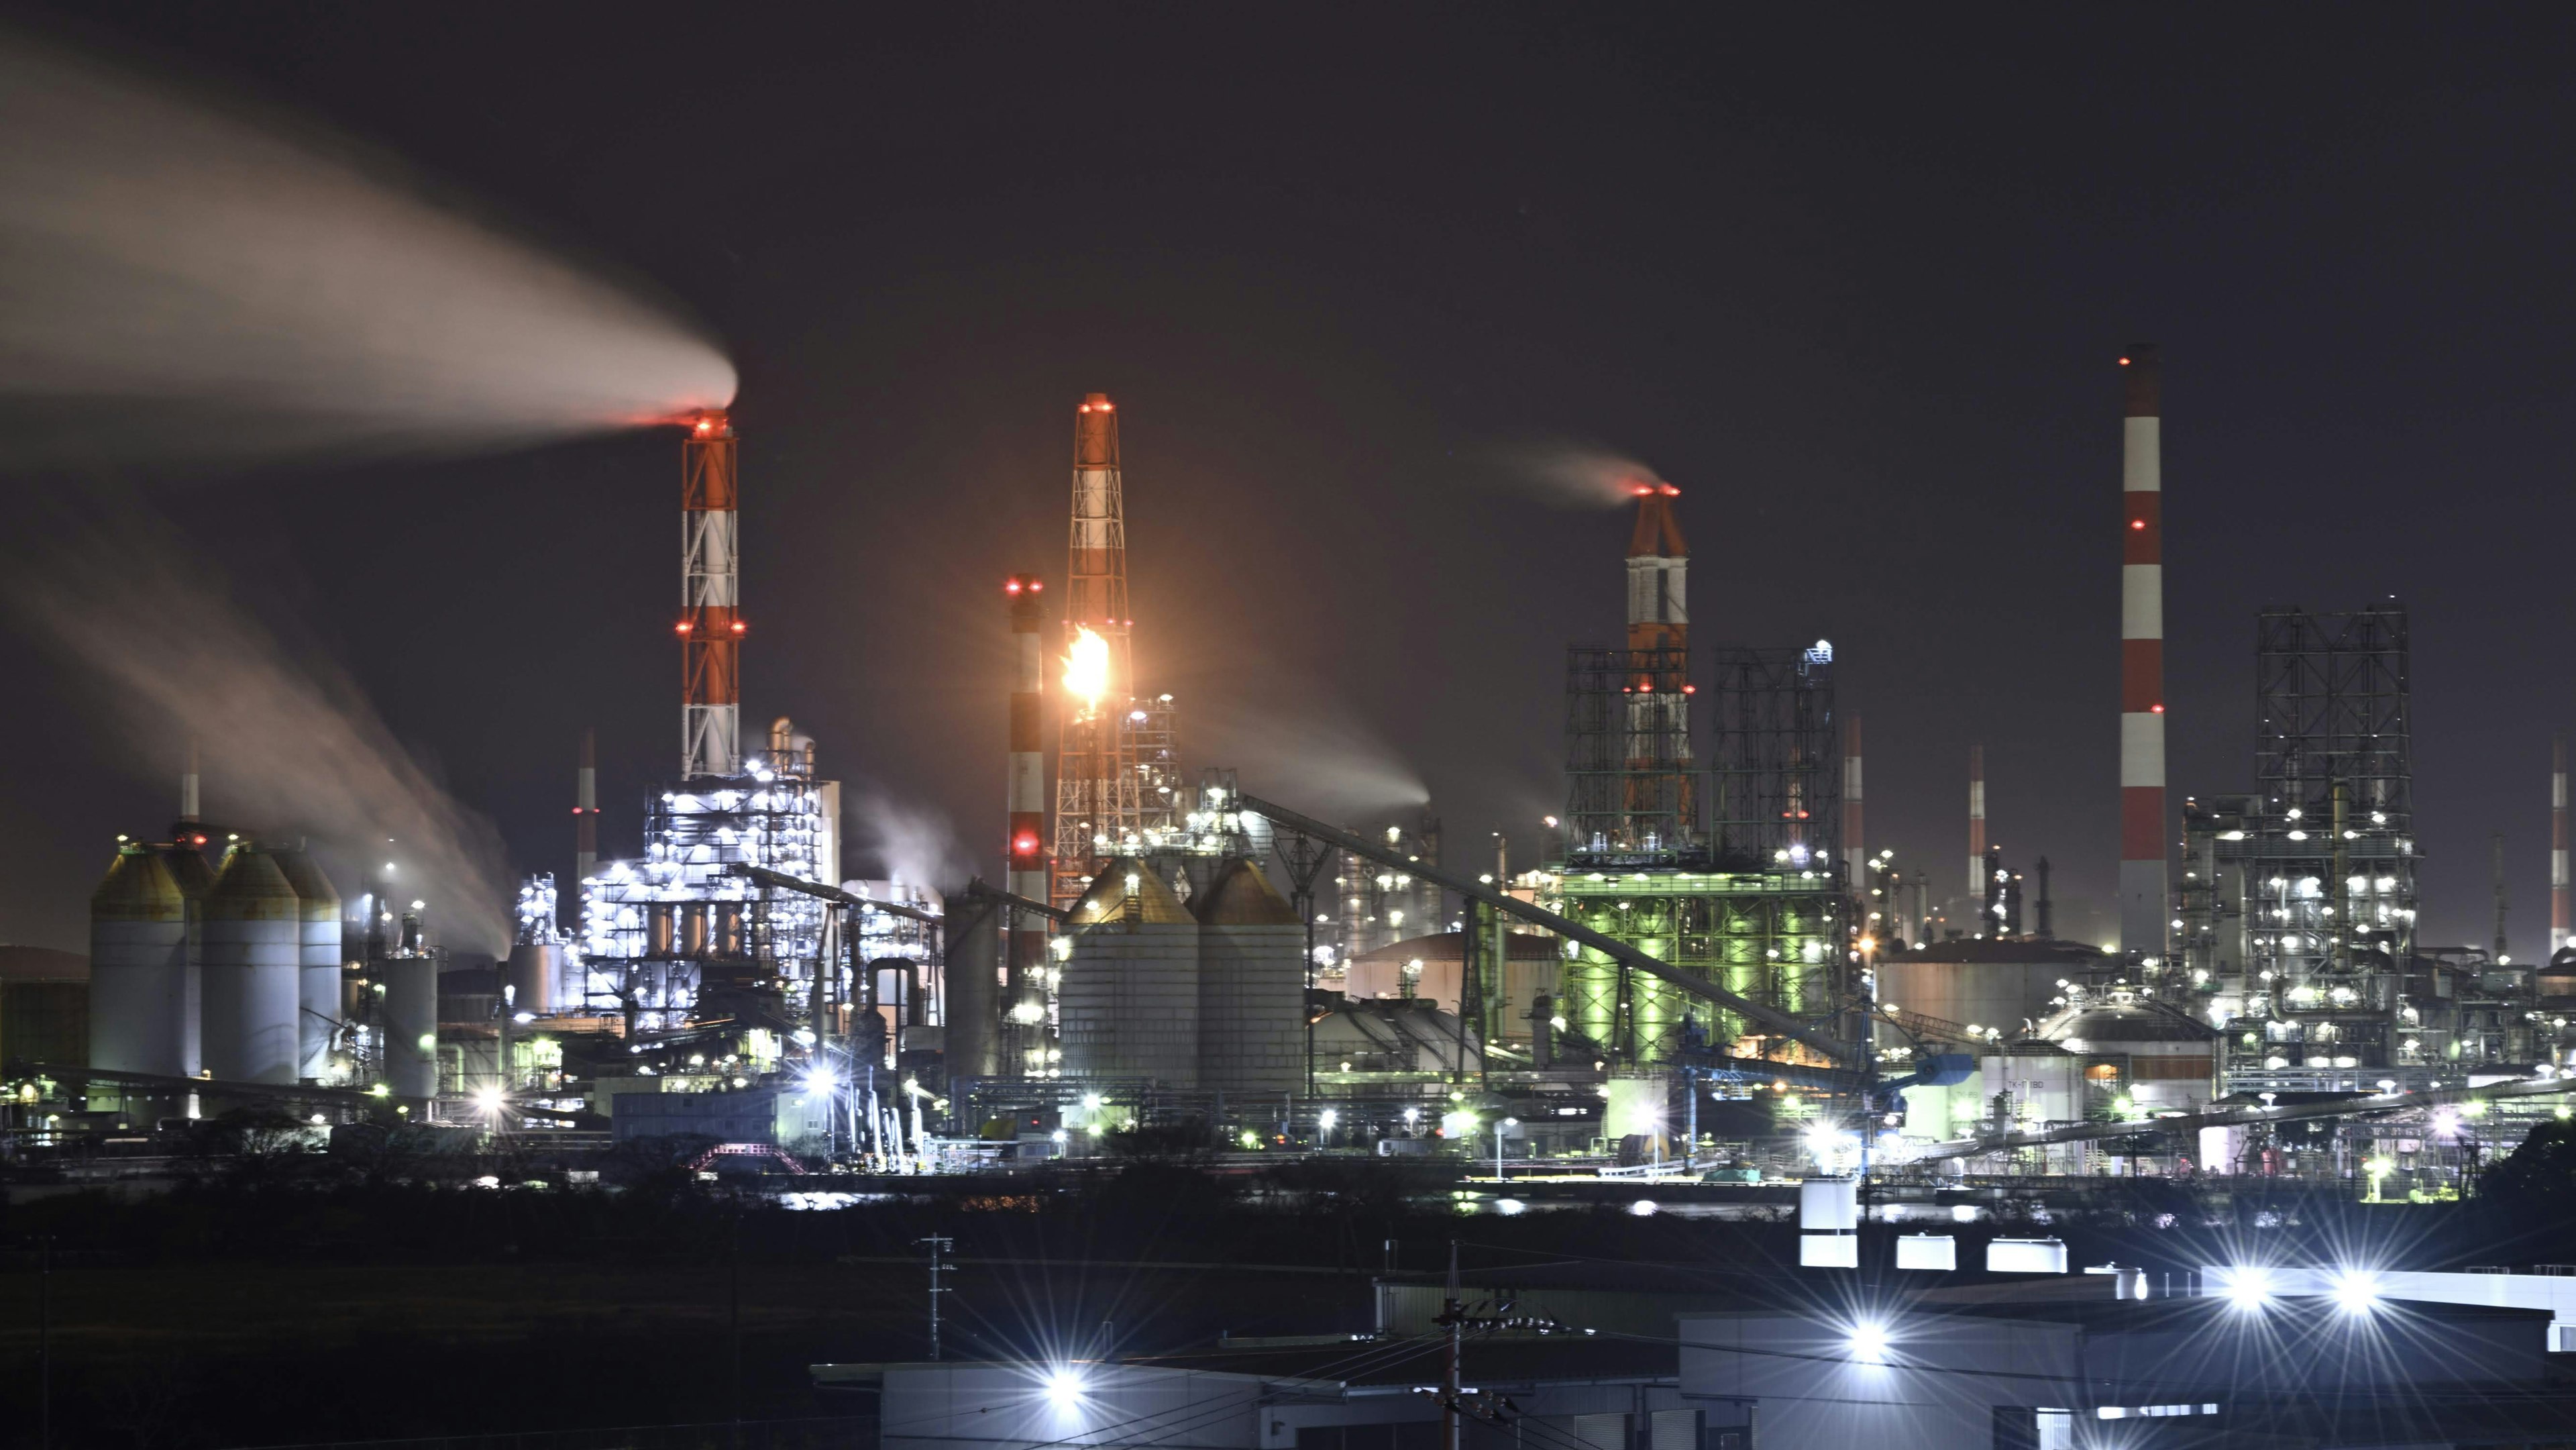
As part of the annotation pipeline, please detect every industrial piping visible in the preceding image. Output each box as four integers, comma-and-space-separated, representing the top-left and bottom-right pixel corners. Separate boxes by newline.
679, 410, 741, 778
2118, 346, 2169, 962
1237, 792, 1860, 1066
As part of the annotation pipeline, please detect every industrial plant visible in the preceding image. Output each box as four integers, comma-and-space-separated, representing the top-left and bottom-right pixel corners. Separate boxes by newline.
7, 349, 2575, 1212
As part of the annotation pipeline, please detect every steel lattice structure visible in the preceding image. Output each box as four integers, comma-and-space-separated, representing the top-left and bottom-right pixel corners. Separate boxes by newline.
1707, 643, 1839, 875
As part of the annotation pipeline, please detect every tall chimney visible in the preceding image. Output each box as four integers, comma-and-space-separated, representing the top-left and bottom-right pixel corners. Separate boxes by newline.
1968, 743, 1986, 907
679, 410, 741, 778
2118, 346, 2169, 964
1842, 714, 1865, 888
2555, 731, 2569, 957
574, 727, 598, 886
1006, 572, 1049, 1047
2493, 831, 2510, 962
180, 737, 201, 824
1625, 480, 1692, 851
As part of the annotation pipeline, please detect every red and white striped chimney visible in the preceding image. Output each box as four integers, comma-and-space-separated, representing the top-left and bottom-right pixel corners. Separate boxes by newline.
574, 727, 598, 887
2554, 731, 2569, 957
1842, 713, 1865, 889
679, 410, 741, 778
2118, 346, 2168, 963
1968, 743, 1986, 908
1006, 574, 1049, 1029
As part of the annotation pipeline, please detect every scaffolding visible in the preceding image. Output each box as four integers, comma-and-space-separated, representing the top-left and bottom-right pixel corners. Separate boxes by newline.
1708, 642, 1840, 875
2182, 604, 2424, 1093
1565, 647, 1697, 867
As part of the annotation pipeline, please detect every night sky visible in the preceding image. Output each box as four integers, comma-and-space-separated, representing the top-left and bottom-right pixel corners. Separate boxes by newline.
1, 5, 2571, 957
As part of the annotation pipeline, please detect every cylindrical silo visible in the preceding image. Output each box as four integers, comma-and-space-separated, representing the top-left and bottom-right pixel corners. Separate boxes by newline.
942, 890, 1002, 1085
1194, 858, 1305, 1096
504, 940, 561, 1016
381, 953, 439, 1100
272, 849, 342, 1082
1059, 858, 1199, 1089
89, 843, 192, 1077
203, 845, 303, 1085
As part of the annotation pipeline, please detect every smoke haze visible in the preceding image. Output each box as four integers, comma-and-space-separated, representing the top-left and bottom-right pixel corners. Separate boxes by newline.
3, 509, 515, 951
0, 26, 733, 468
845, 786, 976, 894
1481, 440, 1670, 510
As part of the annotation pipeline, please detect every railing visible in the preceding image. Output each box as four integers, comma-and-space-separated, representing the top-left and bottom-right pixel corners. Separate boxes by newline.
219, 1414, 875, 1450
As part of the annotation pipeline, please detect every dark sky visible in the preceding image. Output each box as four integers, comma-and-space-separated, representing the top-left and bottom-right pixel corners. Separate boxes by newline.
2, 4, 2571, 956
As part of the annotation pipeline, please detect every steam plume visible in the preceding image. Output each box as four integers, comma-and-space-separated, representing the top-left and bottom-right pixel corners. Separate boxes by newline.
846, 786, 975, 894
1481, 439, 1670, 509
0, 27, 733, 468
4, 509, 515, 951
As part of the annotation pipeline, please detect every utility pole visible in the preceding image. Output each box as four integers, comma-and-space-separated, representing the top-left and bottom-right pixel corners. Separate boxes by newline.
920, 1235, 954, 1361
1442, 1241, 1462, 1450
728, 1212, 742, 1450
38, 1234, 51, 1450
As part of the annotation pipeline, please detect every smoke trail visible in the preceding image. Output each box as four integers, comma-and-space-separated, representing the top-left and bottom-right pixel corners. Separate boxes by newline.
1479, 439, 1670, 509
3, 508, 515, 951
0, 26, 733, 467
1187, 690, 1432, 820
845, 787, 976, 894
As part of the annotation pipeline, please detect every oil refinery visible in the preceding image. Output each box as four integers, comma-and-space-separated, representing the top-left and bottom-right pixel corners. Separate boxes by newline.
7, 350, 2574, 1210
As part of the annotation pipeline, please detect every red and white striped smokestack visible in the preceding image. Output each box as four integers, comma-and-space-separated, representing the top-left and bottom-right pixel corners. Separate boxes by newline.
1626, 482, 1687, 652
1006, 573, 1049, 1018
1843, 714, 1865, 888
574, 727, 598, 886
2554, 731, 2569, 956
679, 410, 741, 778
2118, 346, 2168, 963
1968, 743, 1986, 905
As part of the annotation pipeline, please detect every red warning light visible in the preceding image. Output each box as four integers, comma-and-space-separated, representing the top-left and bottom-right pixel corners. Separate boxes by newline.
1012, 833, 1041, 856
1660, 484, 1680, 496
1005, 579, 1022, 594
2131, 519, 2146, 530
1030, 580, 1043, 592
2118, 356, 2131, 366
674, 621, 692, 634
192, 834, 208, 846
2152, 703, 2165, 714
729, 621, 746, 635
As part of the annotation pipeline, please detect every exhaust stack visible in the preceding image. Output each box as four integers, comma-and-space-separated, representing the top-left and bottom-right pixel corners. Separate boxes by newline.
1968, 743, 1986, 907
1843, 714, 1864, 888
1006, 572, 1049, 1043
2555, 732, 2569, 957
679, 410, 741, 778
574, 727, 598, 886
2118, 346, 2169, 963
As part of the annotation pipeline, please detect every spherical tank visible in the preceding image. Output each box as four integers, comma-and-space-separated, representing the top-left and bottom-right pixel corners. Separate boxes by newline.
88, 843, 192, 1078
203, 845, 303, 1085
271, 849, 343, 1082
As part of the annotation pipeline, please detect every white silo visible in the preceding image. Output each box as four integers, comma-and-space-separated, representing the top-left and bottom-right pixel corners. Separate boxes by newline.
1194, 858, 1306, 1096
1060, 858, 1199, 1089
88, 843, 194, 1078
203, 845, 303, 1084
272, 849, 342, 1082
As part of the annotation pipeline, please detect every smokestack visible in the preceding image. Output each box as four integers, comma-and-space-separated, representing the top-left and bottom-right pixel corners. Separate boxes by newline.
179, 736, 200, 824
2118, 346, 2169, 964
1624, 479, 1692, 849
1843, 714, 1864, 888
679, 409, 741, 778
1006, 572, 1049, 1041
2494, 831, 2510, 962
2555, 732, 2569, 957
1968, 743, 1986, 906
574, 727, 598, 886
1626, 482, 1687, 652
1053, 393, 1139, 906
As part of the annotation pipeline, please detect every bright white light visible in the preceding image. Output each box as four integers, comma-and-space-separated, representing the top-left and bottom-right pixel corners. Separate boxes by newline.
801, 1068, 837, 1097
1496, 1198, 1526, 1216
1629, 1198, 1658, 1216
2218, 1265, 2275, 1311
1319, 1109, 1339, 1129
1848, 1320, 1889, 1363
1044, 1367, 1087, 1408
2329, 1269, 2382, 1315
472, 1086, 504, 1116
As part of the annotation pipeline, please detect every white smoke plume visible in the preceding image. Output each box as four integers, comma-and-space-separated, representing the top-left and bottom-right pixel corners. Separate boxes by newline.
0, 25, 733, 468
845, 787, 978, 894
3, 510, 515, 951
1481, 439, 1670, 509
1185, 690, 1432, 822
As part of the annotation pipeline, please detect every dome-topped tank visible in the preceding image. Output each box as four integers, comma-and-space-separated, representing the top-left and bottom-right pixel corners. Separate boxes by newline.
203, 845, 303, 1085
1060, 859, 1199, 1088
1195, 858, 1304, 1096
271, 849, 341, 1082
89, 843, 196, 1078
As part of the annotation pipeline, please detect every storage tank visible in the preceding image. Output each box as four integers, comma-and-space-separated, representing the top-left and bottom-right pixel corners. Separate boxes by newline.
380, 952, 439, 1100
202, 845, 302, 1084
1193, 858, 1304, 1095
1059, 858, 1199, 1088
271, 849, 341, 1081
88, 843, 193, 1077
941, 892, 1002, 1084
504, 940, 561, 1016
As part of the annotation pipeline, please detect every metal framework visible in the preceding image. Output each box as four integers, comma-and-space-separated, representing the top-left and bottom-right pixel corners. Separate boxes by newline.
1550, 870, 1850, 1067
1708, 643, 1839, 874
1564, 647, 1697, 867
1334, 813, 1443, 964
1052, 394, 1146, 907
680, 412, 741, 779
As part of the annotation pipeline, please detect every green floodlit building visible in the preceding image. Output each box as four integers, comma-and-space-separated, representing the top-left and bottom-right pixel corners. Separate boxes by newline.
1541, 866, 1849, 1064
